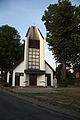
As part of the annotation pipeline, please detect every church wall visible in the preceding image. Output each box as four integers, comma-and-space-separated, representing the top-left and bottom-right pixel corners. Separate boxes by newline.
37, 75, 46, 86
20, 76, 25, 86
12, 61, 25, 86
36, 28, 45, 71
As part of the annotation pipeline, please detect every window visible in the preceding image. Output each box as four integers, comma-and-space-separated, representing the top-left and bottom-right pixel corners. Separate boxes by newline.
29, 39, 40, 49
28, 48, 40, 69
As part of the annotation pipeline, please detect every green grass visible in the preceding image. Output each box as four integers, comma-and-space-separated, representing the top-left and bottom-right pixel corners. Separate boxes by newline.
19, 89, 80, 113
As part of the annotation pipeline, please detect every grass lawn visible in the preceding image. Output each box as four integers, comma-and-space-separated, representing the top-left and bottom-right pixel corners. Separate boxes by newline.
20, 88, 80, 113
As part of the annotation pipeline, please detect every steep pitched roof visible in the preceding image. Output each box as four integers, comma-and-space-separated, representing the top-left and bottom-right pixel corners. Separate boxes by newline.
45, 61, 55, 72
13, 57, 24, 70
25, 26, 44, 40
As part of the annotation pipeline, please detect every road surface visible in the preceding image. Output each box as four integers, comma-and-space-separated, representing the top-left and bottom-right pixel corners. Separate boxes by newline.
0, 90, 79, 120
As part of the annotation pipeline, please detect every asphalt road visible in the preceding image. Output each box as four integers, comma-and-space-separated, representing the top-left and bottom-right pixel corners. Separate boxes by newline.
0, 90, 79, 120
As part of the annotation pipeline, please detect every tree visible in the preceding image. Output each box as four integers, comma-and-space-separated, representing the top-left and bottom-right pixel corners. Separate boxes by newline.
0, 25, 22, 80
42, 0, 80, 80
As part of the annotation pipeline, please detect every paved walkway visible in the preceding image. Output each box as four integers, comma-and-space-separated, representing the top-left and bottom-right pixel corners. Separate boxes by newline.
11, 87, 56, 93
10, 87, 80, 93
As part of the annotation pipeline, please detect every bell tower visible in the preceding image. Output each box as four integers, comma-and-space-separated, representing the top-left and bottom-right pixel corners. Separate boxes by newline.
24, 26, 45, 71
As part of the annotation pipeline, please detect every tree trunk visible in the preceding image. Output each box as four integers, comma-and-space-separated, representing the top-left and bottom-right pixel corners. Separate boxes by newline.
1, 67, 3, 81
61, 61, 66, 81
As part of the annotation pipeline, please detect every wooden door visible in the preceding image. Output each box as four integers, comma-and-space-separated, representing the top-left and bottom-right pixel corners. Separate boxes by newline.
15, 75, 20, 86
46, 74, 51, 86
29, 74, 37, 86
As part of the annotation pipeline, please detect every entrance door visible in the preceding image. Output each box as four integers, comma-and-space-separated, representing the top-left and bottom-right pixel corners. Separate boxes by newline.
46, 74, 51, 86
9, 75, 12, 85
15, 75, 20, 86
29, 74, 37, 86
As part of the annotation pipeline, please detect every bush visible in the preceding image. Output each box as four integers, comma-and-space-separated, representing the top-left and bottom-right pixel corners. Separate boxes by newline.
60, 78, 75, 87
74, 79, 80, 86
59, 78, 80, 87
2, 82, 11, 87
60, 81, 68, 87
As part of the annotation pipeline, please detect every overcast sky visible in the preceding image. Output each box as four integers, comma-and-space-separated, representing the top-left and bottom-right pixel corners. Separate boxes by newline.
0, 0, 80, 70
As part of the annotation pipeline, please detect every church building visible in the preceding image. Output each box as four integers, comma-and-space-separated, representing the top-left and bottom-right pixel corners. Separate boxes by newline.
7, 26, 55, 87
